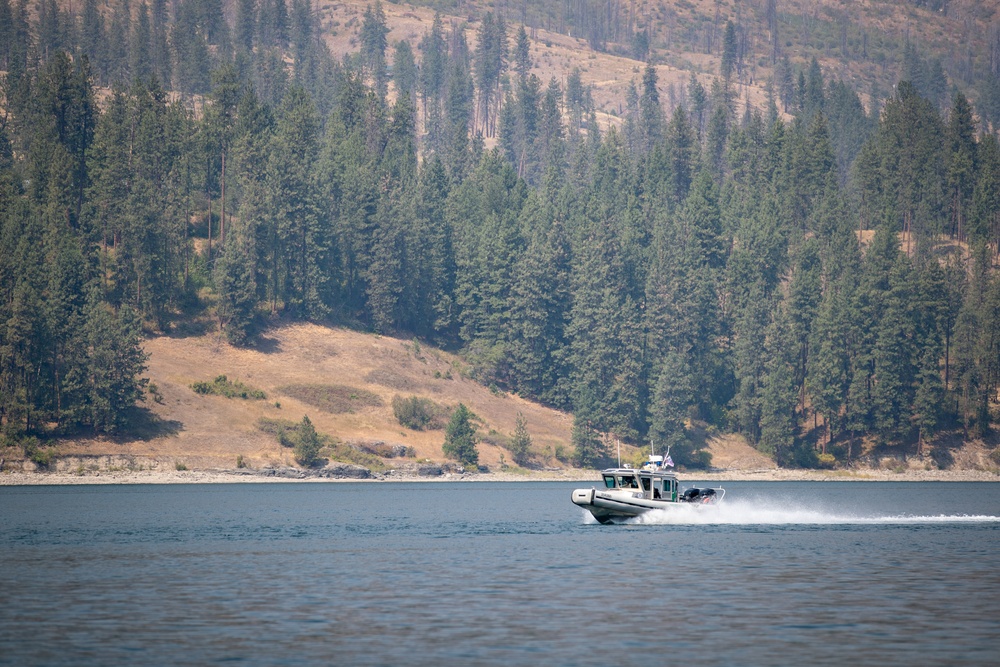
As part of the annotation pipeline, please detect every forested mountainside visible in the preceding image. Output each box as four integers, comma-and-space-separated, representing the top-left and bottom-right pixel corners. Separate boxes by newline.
1, 0, 999, 469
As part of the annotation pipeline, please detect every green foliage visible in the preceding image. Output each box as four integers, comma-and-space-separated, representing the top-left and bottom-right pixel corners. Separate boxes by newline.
442, 403, 478, 466
571, 413, 608, 469
256, 417, 385, 470
22, 437, 52, 468
391, 395, 445, 430
509, 412, 533, 466
293, 415, 322, 467
191, 375, 266, 400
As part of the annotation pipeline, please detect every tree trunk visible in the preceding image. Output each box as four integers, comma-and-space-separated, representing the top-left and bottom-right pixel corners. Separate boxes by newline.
220, 150, 226, 247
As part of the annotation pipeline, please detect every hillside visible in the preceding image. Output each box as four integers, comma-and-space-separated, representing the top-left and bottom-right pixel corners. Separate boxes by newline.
30, 324, 574, 472
311, 0, 1000, 123
5, 324, 995, 480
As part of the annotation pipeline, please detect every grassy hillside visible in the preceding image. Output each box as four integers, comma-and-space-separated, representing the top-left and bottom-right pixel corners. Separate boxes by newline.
6, 324, 995, 475
43, 324, 576, 471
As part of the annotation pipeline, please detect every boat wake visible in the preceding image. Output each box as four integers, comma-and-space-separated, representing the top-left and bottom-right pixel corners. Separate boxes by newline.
582, 499, 1000, 526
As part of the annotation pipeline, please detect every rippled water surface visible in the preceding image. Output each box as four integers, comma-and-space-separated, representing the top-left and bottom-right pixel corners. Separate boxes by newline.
1, 481, 998, 666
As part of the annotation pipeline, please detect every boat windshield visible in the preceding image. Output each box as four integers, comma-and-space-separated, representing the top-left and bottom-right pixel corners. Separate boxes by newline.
617, 475, 639, 489
603, 473, 640, 489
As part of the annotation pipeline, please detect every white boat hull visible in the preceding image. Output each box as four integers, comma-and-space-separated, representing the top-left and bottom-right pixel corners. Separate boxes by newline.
571, 487, 720, 524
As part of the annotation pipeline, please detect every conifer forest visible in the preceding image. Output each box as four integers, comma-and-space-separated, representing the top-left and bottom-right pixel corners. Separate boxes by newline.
1, 0, 999, 468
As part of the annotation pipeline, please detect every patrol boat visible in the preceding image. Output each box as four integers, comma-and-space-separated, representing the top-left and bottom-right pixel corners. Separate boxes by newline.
571, 454, 725, 524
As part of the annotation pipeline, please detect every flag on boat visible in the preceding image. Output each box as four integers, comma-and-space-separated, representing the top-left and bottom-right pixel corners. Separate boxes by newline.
665, 456, 674, 467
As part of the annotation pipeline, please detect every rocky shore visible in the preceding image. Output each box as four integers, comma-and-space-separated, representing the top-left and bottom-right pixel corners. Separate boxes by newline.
1, 464, 997, 485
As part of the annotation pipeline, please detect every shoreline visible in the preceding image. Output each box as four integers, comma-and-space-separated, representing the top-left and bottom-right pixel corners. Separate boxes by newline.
2, 467, 997, 485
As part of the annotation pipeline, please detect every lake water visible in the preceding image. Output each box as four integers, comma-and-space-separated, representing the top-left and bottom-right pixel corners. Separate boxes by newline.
1, 481, 998, 666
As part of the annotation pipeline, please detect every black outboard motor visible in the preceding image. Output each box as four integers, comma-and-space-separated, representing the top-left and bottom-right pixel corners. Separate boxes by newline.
681, 488, 702, 502
681, 487, 719, 503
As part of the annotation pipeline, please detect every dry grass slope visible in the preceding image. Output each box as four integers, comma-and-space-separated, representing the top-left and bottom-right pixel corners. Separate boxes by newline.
51, 324, 575, 471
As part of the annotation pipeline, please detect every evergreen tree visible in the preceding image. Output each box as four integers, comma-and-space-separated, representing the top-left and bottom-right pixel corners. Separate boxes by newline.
79, 0, 106, 81
473, 11, 508, 137
360, 0, 389, 99
509, 411, 532, 466
443, 403, 478, 466
946, 91, 977, 242
130, 1, 153, 84
214, 216, 258, 345
638, 62, 663, 153
150, 0, 171, 86
263, 85, 327, 318
418, 13, 448, 154
870, 254, 917, 444
720, 21, 737, 84
393, 40, 417, 103
235, 0, 257, 53
571, 411, 607, 469
79, 295, 149, 434
760, 306, 798, 459
648, 349, 693, 459
293, 414, 322, 466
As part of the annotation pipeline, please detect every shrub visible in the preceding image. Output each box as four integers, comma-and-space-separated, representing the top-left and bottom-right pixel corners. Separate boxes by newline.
175, 461, 188, 471
391, 395, 444, 430
22, 438, 52, 469
191, 375, 266, 400
817, 452, 836, 469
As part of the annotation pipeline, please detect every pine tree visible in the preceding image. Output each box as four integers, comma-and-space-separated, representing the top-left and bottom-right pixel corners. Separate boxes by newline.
638, 62, 663, 153
79, 0, 106, 81
150, 0, 171, 86
214, 216, 258, 345
130, 2, 153, 84
870, 254, 917, 444
235, 0, 257, 53
294, 414, 322, 466
418, 13, 448, 154
393, 40, 417, 103
360, 0, 389, 99
946, 91, 977, 242
720, 21, 737, 84
648, 349, 693, 459
473, 11, 508, 137
509, 411, 532, 466
263, 85, 327, 318
760, 306, 798, 458
443, 403, 479, 466
571, 411, 607, 469
80, 294, 149, 433
504, 200, 570, 404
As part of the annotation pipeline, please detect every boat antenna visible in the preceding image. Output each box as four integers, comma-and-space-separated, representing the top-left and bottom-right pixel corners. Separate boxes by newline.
617, 439, 621, 468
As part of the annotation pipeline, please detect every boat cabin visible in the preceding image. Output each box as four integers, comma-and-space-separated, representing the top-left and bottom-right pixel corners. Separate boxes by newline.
601, 467, 679, 502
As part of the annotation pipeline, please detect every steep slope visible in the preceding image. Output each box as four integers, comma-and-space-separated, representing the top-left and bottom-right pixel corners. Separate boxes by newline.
52, 324, 574, 471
